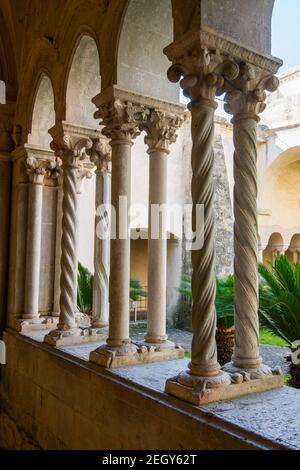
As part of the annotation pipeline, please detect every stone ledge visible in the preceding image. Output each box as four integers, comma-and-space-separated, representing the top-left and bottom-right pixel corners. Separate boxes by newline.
165, 373, 284, 406
14, 316, 58, 333
90, 342, 184, 368
3, 330, 300, 450
44, 327, 108, 347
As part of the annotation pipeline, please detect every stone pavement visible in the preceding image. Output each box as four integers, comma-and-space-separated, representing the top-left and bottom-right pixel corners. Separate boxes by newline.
130, 324, 291, 374
22, 324, 291, 374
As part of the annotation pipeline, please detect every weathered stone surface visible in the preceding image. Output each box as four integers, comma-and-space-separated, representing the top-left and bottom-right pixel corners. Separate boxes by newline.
1, 331, 300, 450
0, 409, 40, 450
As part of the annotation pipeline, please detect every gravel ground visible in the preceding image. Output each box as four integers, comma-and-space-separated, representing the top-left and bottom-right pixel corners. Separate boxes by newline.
130, 323, 290, 374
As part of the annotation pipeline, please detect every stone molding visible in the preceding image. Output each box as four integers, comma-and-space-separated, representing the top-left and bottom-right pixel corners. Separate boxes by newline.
93, 86, 185, 145
164, 27, 282, 75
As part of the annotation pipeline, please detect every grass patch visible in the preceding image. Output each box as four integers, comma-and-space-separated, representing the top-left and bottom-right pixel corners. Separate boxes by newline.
184, 352, 191, 358
284, 373, 291, 386
259, 328, 289, 347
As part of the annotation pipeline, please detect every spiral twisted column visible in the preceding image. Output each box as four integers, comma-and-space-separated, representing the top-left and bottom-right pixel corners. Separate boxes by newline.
232, 114, 261, 369
57, 154, 80, 330
164, 50, 242, 389
188, 99, 221, 376
89, 139, 112, 328
44, 126, 93, 344
223, 70, 280, 378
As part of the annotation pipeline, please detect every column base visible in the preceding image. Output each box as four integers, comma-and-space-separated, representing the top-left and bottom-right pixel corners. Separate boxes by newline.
222, 361, 277, 380
165, 367, 283, 406
90, 340, 184, 368
14, 316, 59, 333
44, 326, 108, 347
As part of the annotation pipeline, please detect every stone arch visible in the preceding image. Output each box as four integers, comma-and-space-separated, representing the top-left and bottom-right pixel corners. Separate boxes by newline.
27, 74, 55, 148
286, 233, 300, 263
258, 147, 300, 231
117, 0, 179, 102
65, 34, 101, 127
0, 10, 18, 102
14, 38, 59, 146
263, 232, 284, 267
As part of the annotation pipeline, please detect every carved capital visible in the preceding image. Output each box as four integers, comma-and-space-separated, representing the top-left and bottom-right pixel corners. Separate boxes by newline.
224, 66, 279, 120
25, 156, 49, 184
76, 164, 93, 194
143, 110, 183, 153
50, 132, 93, 167
167, 49, 239, 105
94, 99, 148, 142
88, 138, 112, 174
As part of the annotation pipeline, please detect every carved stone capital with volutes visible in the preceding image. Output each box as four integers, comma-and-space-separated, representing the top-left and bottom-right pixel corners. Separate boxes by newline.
50, 132, 93, 167
224, 65, 280, 120
25, 156, 50, 184
88, 138, 112, 174
142, 110, 184, 153
94, 99, 149, 143
167, 49, 239, 105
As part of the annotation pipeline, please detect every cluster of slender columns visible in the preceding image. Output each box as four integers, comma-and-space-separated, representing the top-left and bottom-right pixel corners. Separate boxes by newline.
20, 154, 61, 328
164, 32, 283, 404
14, 33, 285, 404
89, 90, 184, 367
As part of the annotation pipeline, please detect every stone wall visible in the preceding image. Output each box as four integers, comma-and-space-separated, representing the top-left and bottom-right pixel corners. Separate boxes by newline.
181, 115, 234, 279
0, 330, 278, 450
0, 407, 40, 450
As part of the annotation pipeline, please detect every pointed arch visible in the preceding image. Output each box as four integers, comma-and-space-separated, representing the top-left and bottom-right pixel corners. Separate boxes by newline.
27, 74, 55, 148
65, 34, 101, 127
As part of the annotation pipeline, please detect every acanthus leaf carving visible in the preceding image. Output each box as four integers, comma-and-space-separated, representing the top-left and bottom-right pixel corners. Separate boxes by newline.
94, 99, 149, 142
50, 133, 93, 166
143, 110, 184, 152
88, 138, 112, 174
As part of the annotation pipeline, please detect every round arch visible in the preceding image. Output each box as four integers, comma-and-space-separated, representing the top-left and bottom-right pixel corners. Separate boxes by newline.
263, 232, 284, 267
286, 233, 300, 263
258, 146, 300, 230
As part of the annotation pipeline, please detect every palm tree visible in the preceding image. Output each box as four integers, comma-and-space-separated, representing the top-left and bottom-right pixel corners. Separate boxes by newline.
130, 278, 147, 301
77, 262, 94, 315
215, 275, 235, 365
258, 255, 300, 388
177, 274, 235, 365
77, 263, 146, 317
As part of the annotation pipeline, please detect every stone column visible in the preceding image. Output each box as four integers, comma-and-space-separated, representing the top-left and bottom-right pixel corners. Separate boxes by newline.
89, 138, 112, 329
90, 96, 147, 366
164, 49, 241, 392
52, 175, 63, 317
142, 110, 183, 346
23, 157, 47, 320
223, 69, 280, 379
44, 127, 93, 345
